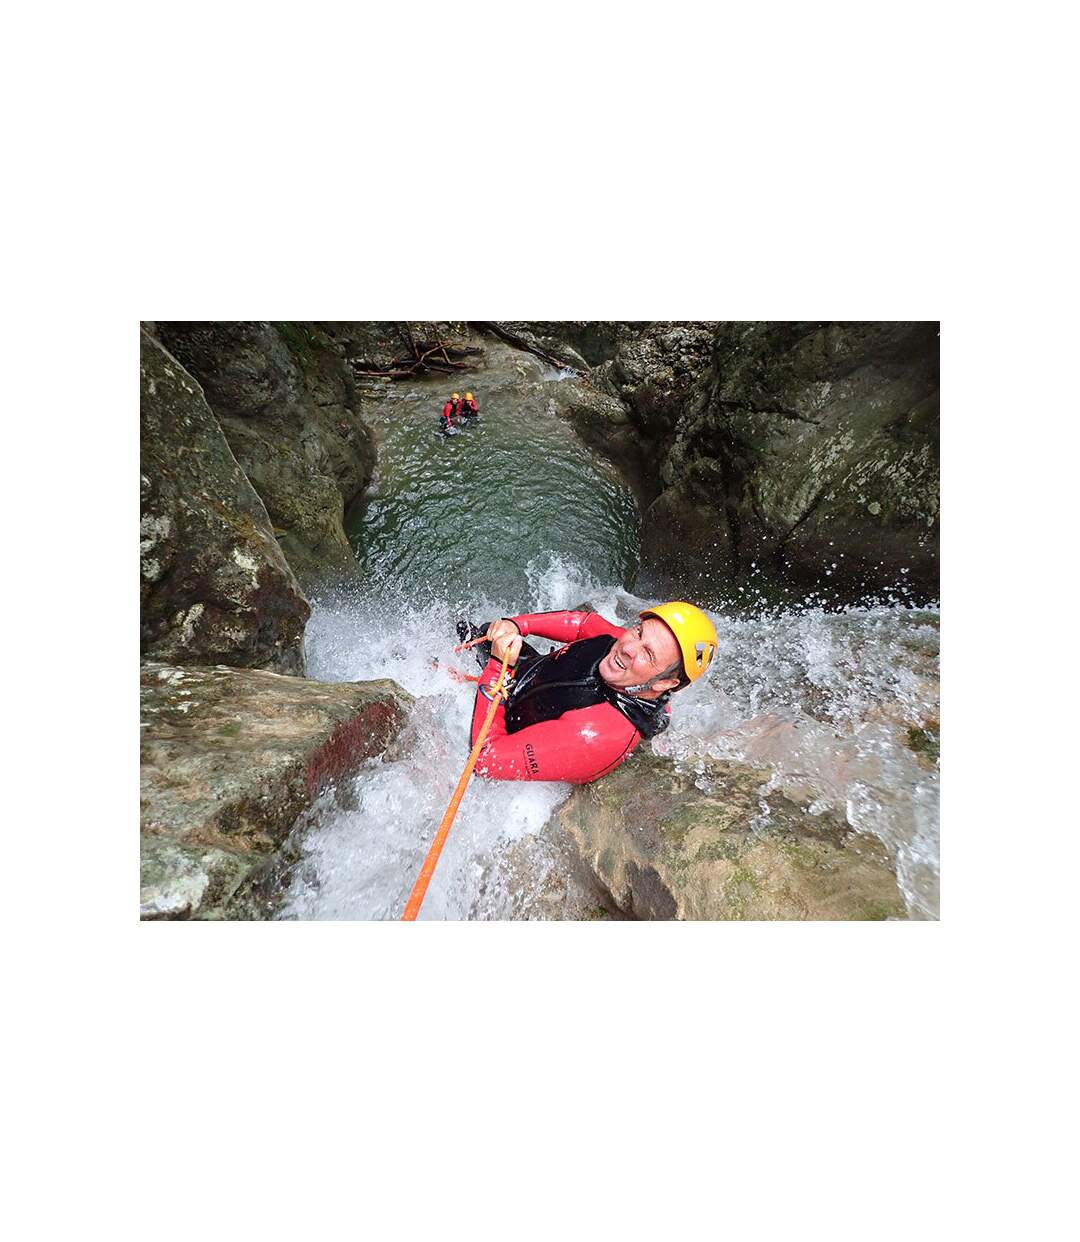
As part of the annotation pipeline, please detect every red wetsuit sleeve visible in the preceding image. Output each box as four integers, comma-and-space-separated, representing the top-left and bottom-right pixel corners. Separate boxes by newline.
509, 610, 625, 644
470, 658, 641, 783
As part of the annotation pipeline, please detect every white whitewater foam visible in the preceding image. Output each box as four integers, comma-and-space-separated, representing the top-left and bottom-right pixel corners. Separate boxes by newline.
283, 560, 939, 919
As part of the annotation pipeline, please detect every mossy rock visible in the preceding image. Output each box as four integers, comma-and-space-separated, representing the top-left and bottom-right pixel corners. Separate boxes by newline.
557, 749, 906, 920
153, 321, 377, 590
140, 329, 310, 671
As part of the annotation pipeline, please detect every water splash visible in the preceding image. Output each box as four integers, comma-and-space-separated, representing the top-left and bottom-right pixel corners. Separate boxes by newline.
652, 605, 940, 917
287, 572, 938, 919
282, 588, 580, 920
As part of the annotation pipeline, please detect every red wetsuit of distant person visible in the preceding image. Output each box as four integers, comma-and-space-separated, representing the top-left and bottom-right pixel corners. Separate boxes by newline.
469, 610, 671, 784
440, 398, 460, 431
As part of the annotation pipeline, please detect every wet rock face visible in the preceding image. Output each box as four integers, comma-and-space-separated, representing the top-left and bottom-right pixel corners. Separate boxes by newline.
557, 749, 906, 920
512, 320, 938, 607
140, 662, 412, 919
315, 321, 414, 372
481, 321, 645, 371
594, 321, 719, 441
140, 330, 310, 672
540, 322, 719, 505
154, 321, 377, 588
643, 321, 940, 605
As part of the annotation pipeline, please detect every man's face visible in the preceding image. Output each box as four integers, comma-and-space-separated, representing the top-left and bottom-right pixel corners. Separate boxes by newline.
598, 617, 681, 693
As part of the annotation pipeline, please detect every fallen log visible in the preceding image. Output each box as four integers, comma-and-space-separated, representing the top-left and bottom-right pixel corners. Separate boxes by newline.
352, 338, 483, 379
470, 321, 587, 377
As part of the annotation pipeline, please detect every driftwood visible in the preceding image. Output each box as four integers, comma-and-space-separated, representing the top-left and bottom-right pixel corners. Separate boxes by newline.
352, 324, 483, 379
470, 321, 587, 377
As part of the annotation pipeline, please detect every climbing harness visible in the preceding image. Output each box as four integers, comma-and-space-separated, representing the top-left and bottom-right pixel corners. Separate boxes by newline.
400, 647, 513, 920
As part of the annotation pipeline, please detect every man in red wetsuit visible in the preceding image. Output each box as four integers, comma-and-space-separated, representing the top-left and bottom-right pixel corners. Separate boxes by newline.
460, 603, 718, 784
440, 393, 463, 432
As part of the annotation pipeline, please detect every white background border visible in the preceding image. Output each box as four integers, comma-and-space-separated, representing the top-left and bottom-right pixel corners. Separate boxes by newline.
5, 1, 1075, 1238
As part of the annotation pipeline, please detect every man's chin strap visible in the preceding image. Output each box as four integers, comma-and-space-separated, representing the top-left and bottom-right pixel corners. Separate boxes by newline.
625, 660, 682, 696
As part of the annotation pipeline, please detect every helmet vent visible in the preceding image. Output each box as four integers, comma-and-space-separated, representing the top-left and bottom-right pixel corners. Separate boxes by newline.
694, 642, 715, 669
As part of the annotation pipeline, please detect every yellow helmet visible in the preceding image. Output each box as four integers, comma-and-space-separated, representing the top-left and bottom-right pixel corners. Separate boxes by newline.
465, 392, 474, 401
451, 392, 461, 401
640, 601, 718, 685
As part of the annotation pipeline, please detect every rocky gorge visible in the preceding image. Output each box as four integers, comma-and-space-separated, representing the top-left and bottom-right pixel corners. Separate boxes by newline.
497, 320, 939, 608
139, 320, 939, 919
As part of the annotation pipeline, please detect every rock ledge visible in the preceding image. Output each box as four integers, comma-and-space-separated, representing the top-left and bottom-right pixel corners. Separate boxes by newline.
558, 749, 905, 920
140, 662, 412, 919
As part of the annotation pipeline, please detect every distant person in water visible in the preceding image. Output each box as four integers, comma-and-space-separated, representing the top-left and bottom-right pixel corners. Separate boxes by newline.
456, 602, 718, 784
461, 391, 479, 418
440, 393, 462, 433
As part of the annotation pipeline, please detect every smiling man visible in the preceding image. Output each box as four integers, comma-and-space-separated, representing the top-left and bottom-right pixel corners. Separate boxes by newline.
459, 603, 718, 784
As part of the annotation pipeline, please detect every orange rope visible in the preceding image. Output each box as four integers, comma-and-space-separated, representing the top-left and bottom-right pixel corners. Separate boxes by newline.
430, 659, 481, 684
452, 635, 489, 653
400, 652, 512, 920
